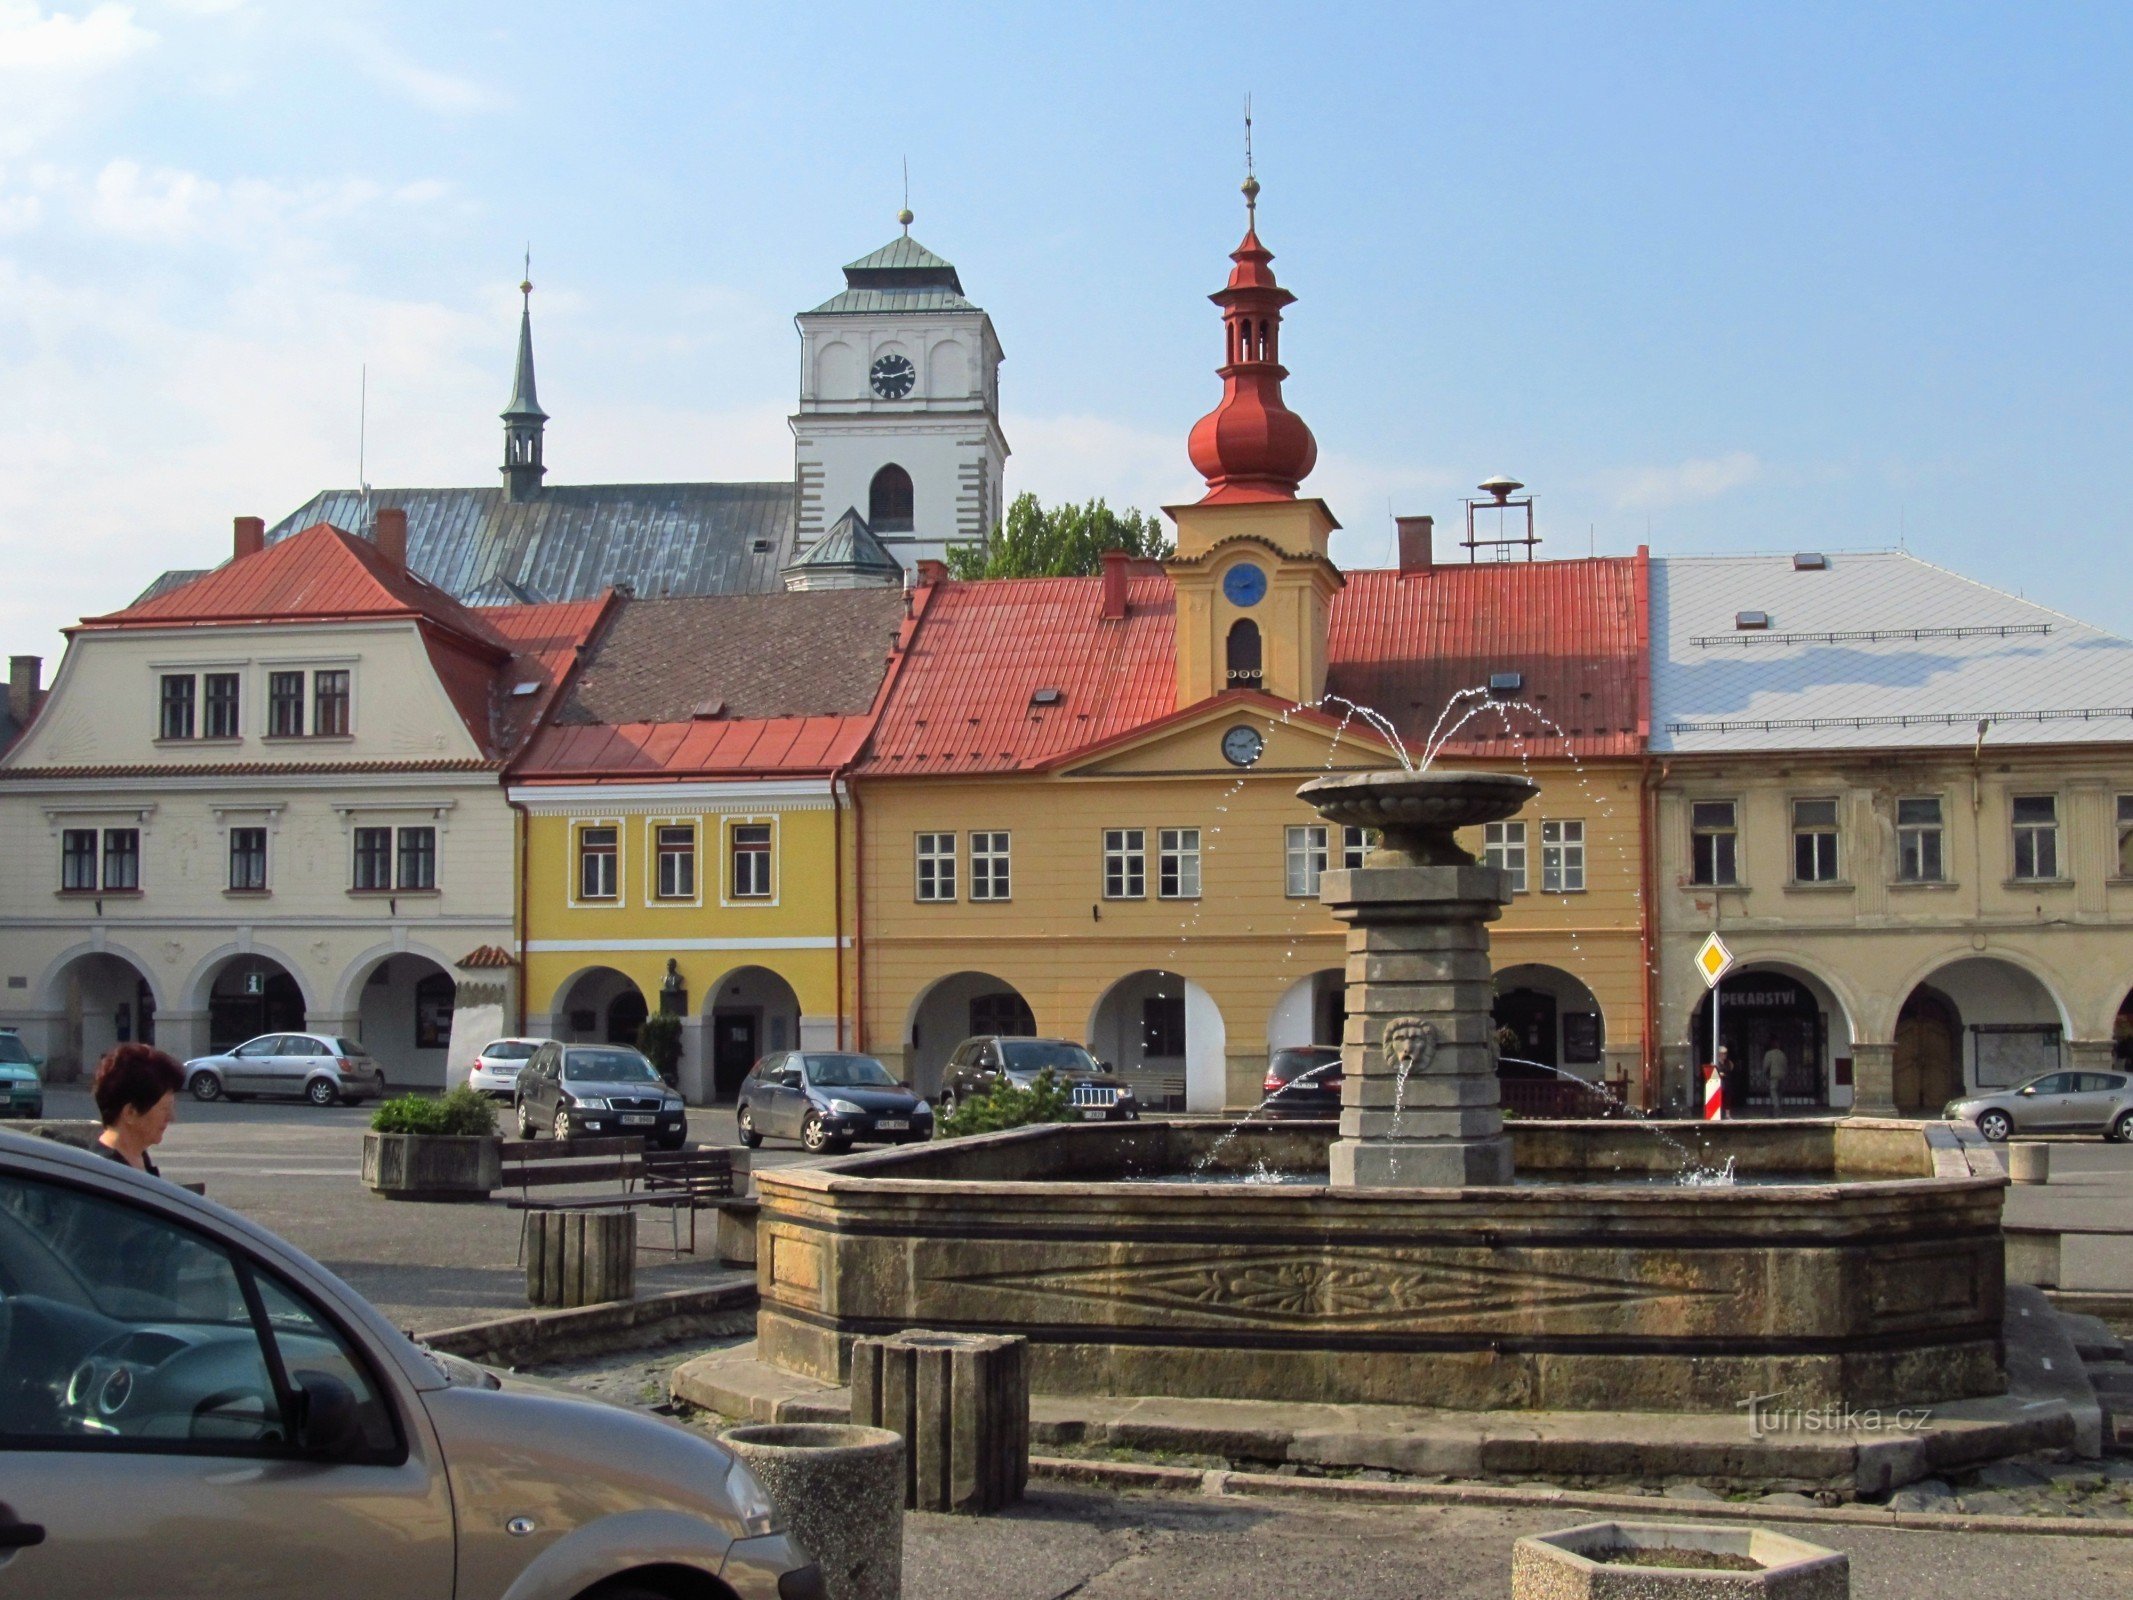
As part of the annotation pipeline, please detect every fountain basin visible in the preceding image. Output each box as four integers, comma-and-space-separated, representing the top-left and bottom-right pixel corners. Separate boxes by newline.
753, 1119, 2004, 1414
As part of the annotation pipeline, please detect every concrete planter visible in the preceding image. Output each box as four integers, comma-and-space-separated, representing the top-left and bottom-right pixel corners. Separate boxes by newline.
721, 1423, 903, 1600
1512, 1521, 1848, 1600
361, 1132, 500, 1201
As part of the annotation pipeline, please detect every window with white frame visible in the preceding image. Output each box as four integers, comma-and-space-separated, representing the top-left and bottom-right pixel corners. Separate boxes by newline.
158, 674, 195, 740
915, 833, 957, 901
353, 828, 392, 891
1104, 828, 1147, 899
1159, 828, 1201, 898
1792, 798, 1840, 883
312, 670, 351, 736
204, 672, 240, 738
729, 822, 773, 899
1897, 796, 1945, 883
268, 671, 305, 737
655, 824, 697, 899
970, 831, 1011, 900
2012, 795, 2059, 881
396, 827, 436, 891
2117, 795, 2133, 878
1541, 819, 1585, 892
577, 824, 619, 900
228, 827, 267, 892
61, 829, 98, 891
101, 829, 139, 892
353, 824, 434, 892
1285, 824, 1329, 897
1690, 800, 1739, 886
1483, 820, 1527, 892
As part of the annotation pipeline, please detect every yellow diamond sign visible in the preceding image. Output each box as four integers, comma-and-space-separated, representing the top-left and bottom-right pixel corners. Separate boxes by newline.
1695, 932, 1734, 989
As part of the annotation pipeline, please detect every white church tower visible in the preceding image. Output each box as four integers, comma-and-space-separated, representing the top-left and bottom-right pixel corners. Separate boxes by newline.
791, 210, 1007, 572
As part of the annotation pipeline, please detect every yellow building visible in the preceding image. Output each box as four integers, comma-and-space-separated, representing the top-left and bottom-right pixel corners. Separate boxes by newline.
507, 590, 907, 1101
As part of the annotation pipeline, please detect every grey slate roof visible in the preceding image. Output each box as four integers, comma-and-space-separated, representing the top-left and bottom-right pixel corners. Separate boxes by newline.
1649, 551, 2133, 752
806, 231, 977, 315
133, 569, 210, 605
259, 482, 796, 605
789, 507, 901, 576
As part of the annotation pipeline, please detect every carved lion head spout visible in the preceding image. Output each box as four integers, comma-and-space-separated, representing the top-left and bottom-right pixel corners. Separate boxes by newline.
1382, 1017, 1436, 1074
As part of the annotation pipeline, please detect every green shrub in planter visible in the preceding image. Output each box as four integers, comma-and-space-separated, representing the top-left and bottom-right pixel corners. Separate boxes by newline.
371, 1086, 498, 1138
637, 1011, 684, 1086
936, 1068, 1076, 1139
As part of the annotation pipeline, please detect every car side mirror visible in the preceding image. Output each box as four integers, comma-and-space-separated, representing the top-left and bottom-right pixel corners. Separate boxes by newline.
1098, 1061, 1114, 1073
293, 1371, 365, 1459
2020, 1087, 2037, 1096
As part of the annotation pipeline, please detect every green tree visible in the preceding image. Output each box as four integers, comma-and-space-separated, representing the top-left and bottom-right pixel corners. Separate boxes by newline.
947, 492, 1173, 579
636, 1012, 684, 1086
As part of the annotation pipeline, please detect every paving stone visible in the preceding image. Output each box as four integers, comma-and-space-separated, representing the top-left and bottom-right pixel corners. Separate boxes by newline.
1958, 1489, 2030, 1515
1757, 1491, 1817, 1507
1888, 1478, 1958, 1512
1971, 1459, 2052, 1490
1662, 1482, 1723, 1501
2042, 1463, 2108, 1489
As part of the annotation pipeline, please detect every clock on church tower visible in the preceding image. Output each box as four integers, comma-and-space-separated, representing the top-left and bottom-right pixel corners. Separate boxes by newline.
790, 214, 1009, 575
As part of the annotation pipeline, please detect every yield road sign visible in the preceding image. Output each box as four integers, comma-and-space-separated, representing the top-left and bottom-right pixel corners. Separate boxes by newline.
1695, 932, 1734, 989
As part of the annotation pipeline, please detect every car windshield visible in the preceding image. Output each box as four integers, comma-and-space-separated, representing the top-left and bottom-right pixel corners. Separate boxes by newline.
1001, 1040, 1100, 1075
484, 1041, 536, 1061
326, 1037, 369, 1058
0, 1035, 31, 1065
802, 1054, 898, 1088
1269, 1048, 1340, 1081
564, 1049, 661, 1084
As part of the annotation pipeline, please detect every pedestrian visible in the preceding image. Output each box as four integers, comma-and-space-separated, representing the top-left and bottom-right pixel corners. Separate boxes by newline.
1761, 1042, 1789, 1108
91, 1042, 184, 1176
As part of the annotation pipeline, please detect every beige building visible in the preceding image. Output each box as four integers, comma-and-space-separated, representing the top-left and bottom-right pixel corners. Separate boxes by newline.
0, 513, 604, 1086
1650, 552, 2133, 1116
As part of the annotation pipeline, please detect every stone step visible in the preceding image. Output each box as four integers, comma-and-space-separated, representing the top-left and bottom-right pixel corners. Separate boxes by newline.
2057, 1308, 2129, 1363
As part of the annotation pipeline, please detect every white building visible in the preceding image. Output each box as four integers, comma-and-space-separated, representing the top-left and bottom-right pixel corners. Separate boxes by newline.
0, 512, 605, 1087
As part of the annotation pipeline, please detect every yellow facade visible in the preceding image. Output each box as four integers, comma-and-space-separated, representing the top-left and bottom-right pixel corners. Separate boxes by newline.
509, 783, 857, 1102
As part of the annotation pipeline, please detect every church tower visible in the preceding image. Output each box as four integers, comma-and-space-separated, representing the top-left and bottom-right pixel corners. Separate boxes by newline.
1167, 171, 1342, 709
501, 267, 547, 504
790, 209, 1007, 572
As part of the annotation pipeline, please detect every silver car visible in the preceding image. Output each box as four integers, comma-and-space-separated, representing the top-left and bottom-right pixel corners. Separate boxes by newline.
1946, 1069, 2133, 1142
184, 1032, 387, 1107
0, 1129, 819, 1598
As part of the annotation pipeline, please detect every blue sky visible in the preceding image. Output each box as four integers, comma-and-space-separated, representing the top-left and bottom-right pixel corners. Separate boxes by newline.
4, 2, 2131, 658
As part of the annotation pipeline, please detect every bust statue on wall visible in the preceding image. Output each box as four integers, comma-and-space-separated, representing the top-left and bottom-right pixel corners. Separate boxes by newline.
660, 958, 687, 1016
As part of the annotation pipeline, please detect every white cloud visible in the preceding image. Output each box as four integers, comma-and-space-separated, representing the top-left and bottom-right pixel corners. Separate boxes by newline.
1591, 450, 1761, 512
0, 2, 156, 156
321, 17, 508, 116
1003, 412, 1183, 517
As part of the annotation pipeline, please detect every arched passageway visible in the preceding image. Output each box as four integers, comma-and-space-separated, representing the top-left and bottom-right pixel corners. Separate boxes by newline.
349, 953, 457, 1088
1902, 956, 2067, 1098
1688, 963, 1855, 1111
1893, 986, 1964, 1114
704, 966, 803, 1101
204, 955, 306, 1052
903, 972, 1033, 1098
1088, 970, 1226, 1113
39, 951, 158, 1079
1267, 970, 1344, 1052
553, 967, 648, 1049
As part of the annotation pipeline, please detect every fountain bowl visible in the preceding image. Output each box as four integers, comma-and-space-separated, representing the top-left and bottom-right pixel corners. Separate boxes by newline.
1297, 768, 1540, 864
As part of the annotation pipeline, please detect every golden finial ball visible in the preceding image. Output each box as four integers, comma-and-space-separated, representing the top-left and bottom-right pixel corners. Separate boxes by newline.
520, 279, 533, 296
897, 207, 915, 226
1241, 175, 1261, 203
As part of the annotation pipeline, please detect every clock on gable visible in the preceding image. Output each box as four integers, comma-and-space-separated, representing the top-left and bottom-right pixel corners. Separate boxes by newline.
869, 353, 917, 400
1222, 562, 1267, 607
1221, 725, 1265, 767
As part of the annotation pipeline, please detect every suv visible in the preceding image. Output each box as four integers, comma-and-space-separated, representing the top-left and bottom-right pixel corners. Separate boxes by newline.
0, 1128, 818, 1597
1262, 1045, 1342, 1118
514, 1041, 688, 1149
0, 1030, 43, 1120
937, 1037, 1139, 1121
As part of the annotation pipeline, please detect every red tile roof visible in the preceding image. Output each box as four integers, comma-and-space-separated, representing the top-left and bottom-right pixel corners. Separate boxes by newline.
514, 715, 876, 780
456, 945, 516, 970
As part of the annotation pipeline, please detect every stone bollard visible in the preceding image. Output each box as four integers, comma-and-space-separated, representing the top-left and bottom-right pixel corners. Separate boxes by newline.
722, 1423, 903, 1600
525, 1208, 634, 1307
2007, 1142, 2050, 1185
850, 1328, 1028, 1513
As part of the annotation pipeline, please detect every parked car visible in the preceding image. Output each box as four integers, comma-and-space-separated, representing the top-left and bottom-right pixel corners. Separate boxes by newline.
0, 1029, 43, 1119
936, 1036, 1140, 1122
183, 1033, 386, 1107
466, 1037, 542, 1099
1946, 1069, 2133, 1142
514, 1041, 687, 1149
0, 1128, 819, 1597
1261, 1044, 1342, 1117
735, 1052, 933, 1154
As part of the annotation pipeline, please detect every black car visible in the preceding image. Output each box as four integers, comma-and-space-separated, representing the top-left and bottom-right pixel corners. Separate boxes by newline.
513, 1041, 688, 1149
937, 1037, 1140, 1121
735, 1052, 933, 1154
1261, 1045, 1343, 1117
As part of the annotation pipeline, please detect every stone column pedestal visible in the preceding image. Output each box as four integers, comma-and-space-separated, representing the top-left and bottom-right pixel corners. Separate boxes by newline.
1848, 1042, 1897, 1118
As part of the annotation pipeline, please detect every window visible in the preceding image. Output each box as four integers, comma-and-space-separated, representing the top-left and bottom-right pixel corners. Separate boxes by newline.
1142, 994, 1186, 1057
578, 825, 619, 900
655, 824, 696, 899
268, 671, 304, 737
312, 670, 350, 736
204, 672, 240, 738
1483, 820, 1528, 893
730, 822, 773, 898
1897, 796, 1945, 883
228, 827, 267, 892
1541, 819, 1586, 893
353, 827, 392, 891
1225, 619, 1263, 689
2013, 794, 2059, 880
101, 829, 139, 891
61, 828, 97, 891
869, 463, 915, 532
158, 674, 195, 739
970, 991, 1035, 1037
396, 826, 436, 891
1791, 798, 1839, 883
915, 832, 957, 901
1105, 828, 1147, 899
1342, 826, 1371, 869
1690, 800, 1738, 886
970, 831, 1011, 900
2118, 795, 2133, 878
1285, 824, 1329, 897
1159, 828, 1201, 899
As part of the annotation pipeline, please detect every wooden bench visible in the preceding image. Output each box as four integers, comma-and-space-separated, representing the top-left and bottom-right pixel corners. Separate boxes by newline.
634, 1148, 737, 1255
503, 1138, 734, 1257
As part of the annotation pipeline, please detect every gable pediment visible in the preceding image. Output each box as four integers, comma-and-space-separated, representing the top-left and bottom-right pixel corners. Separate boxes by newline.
1054, 693, 1399, 779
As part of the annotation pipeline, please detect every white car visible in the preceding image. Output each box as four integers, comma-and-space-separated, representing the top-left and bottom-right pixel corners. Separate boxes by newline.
466, 1036, 544, 1099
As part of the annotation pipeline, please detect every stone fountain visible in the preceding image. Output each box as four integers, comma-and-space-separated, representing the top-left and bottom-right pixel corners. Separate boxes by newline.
1298, 769, 1539, 1188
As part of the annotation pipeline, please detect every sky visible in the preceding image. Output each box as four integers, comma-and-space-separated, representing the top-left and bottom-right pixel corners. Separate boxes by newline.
4, 2, 2132, 662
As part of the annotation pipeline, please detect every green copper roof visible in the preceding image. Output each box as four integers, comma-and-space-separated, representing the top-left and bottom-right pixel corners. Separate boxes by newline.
502, 304, 546, 421
806, 232, 975, 315
844, 235, 960, 279
792, 507, 902, 574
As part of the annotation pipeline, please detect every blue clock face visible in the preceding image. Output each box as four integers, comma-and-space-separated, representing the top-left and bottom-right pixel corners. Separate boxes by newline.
1222, 563, 1267, 607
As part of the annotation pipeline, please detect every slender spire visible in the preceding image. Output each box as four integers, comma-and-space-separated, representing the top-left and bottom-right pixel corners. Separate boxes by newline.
898, 157, 914, 233
501, 252, 547, 502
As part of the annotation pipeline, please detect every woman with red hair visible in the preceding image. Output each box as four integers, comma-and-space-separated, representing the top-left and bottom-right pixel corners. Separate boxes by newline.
91, 1043, 184, 1175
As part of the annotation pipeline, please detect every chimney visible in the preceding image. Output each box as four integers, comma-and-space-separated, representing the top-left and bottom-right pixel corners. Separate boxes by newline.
1396, 515, 1434, 574
233, 515, 266, 561
374, 506, 408, 570
1100, 548, 1130, 620
7, 655, 39, 727
914, 559, 948, 588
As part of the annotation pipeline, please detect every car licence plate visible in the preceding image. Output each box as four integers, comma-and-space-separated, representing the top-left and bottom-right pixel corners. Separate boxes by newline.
621, 1114, 655, 1126
876, 1118, 909, 1131
1081, 1107, 1108, 1120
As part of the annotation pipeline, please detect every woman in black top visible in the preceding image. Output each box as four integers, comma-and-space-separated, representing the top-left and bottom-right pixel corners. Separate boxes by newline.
92, 1043, 184, 1177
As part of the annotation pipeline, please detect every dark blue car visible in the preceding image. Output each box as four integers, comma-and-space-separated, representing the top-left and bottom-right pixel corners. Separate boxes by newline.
735, 1051, 934, 1154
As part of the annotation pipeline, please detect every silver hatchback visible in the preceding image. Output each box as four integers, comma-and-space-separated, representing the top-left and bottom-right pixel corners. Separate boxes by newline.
183, 1032, 387, 1107
1945, 1069, 2133, 1142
